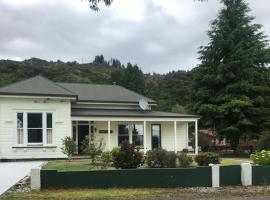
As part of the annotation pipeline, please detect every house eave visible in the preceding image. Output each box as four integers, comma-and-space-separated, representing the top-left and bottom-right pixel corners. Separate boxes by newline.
0, 93, 77, 100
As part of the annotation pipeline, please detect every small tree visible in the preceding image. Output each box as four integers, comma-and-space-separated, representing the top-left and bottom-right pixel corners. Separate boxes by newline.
81, 133, 104, 165
61, 136, 76, 160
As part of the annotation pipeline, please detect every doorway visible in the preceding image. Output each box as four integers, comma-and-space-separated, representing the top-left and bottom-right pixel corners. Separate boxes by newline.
151, 124, 161, 149
77, 125, 89, 154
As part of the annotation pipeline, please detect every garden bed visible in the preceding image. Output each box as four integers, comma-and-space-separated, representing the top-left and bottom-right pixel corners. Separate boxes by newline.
42, 158, 245, 171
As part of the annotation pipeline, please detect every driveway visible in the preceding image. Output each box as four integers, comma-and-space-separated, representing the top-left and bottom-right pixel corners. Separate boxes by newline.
0, 161, 44, 195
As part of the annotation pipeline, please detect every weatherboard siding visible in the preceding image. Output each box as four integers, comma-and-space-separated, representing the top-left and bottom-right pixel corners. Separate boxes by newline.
0, 97, 71, 159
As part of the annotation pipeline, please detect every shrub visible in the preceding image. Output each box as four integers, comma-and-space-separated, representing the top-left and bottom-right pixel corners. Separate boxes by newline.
100, 151, 113, 166
178, 153, 193, 168
251, 150, 270, 166
195, 152, 220, 166
182, 148, 189, 153
145, 149, 177, 168
61, 136, 76, 160
111, 146, 121, 157
81, 133, 104, 165
112, 141, 143, 169
257, 133, 270, 151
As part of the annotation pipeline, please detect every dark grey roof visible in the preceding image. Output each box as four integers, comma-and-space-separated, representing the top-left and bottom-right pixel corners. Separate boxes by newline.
58, 82, 155, 103
71, 108, 199, 118
0, 76, 76, 98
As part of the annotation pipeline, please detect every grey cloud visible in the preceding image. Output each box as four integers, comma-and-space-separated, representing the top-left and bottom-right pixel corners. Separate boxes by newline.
0, 0, 269, 73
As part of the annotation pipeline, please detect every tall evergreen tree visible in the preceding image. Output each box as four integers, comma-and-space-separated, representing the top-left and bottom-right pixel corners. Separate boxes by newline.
190, 0, 270, 150
122, 63, 145, 94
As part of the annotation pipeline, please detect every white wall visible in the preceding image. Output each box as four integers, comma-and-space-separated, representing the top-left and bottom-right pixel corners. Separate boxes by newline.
89, 121, 188, 152
0, 97, 71, 159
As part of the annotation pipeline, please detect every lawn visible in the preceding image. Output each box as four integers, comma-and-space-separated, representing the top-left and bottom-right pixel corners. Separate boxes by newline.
3, 187, 270, 200
42, 160, 114, 171
42, 157, 248, 171
220, 158, 246, 166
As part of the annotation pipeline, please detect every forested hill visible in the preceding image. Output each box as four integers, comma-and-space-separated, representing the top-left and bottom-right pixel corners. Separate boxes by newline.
0, 56, 191, 112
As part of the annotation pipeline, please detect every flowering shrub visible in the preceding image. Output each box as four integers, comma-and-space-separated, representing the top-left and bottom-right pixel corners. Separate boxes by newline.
251, 150, 270, 166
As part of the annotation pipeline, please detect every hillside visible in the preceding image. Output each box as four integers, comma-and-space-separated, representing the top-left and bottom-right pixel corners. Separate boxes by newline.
0, 56, 191, 112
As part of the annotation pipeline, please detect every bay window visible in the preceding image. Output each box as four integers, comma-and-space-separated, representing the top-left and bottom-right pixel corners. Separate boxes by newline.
16, 112, 53, 145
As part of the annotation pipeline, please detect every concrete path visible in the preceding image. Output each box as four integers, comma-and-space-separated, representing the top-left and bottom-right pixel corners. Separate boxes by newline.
0, 161, 44, 195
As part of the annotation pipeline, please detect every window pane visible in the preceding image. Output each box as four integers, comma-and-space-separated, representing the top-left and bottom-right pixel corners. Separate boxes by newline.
118, 136, 129, 144
152, 125, 161, 149
118, 125, 129, 135
47, 113, 52, 128
28, 129, 43, 143
132, 124, 143, 147
132, 125, 143, 135
118, 124, 129, 145
17, 113, 23, 128
28, 113, 42, 128
46, 129, 53, 144
17, 129, 24, 144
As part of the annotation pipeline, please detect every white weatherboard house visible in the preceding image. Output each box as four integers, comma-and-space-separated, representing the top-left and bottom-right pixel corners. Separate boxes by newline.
0, 76, 199, 160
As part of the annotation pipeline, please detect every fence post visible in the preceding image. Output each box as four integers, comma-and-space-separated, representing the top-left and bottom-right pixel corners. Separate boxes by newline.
209, 164, 220, 187
31, 168, 41, 190
241, 163, 252, 186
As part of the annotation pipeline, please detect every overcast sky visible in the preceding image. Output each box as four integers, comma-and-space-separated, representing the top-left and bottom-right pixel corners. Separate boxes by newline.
0, 0, 269, 73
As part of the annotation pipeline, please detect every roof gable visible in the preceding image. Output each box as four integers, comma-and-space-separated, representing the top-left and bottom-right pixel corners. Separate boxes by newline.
0, 76, 76, 98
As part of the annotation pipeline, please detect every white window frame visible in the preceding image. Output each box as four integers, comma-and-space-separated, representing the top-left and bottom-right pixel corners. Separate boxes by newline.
117, 122, 144, 148
15, 111, 54, 146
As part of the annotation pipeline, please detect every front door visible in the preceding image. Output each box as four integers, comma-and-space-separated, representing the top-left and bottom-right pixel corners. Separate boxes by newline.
78, 125, 89, 154
151, 124, 161, 149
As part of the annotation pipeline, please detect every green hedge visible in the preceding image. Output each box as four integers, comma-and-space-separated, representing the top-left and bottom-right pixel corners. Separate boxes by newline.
41, 167, 212, 189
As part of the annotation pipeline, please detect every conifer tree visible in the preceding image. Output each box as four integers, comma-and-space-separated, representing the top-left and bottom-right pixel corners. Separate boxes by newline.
190, 0, 270, 150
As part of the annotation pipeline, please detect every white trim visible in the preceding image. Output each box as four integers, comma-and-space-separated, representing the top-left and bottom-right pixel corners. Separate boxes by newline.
15, 110, 55, 146
0, 95, 76, 100
143, 121, 146, 154
108, 120, 111, 150
71, 117, 199, 122
76, 102, 157, 106
186, 122, 189, 148
174, 121, 177, 153
195, 120, 198, 155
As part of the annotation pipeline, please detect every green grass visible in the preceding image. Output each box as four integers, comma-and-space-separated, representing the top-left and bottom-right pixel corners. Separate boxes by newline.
2, 188, 186, 200
42, 160, 114, 171
3, 186, 270, 200
220, 158, 245, 166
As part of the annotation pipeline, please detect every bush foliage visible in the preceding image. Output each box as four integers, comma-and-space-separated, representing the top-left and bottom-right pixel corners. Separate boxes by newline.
251, 150, 270, 166
145, 149, 177, 168
100, 151, 113, 166
195, 152, 220, 166
112, 141, 143, 169
81, 133, 104, 164
178, 153, 193, 168
61, 136, 76, 160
